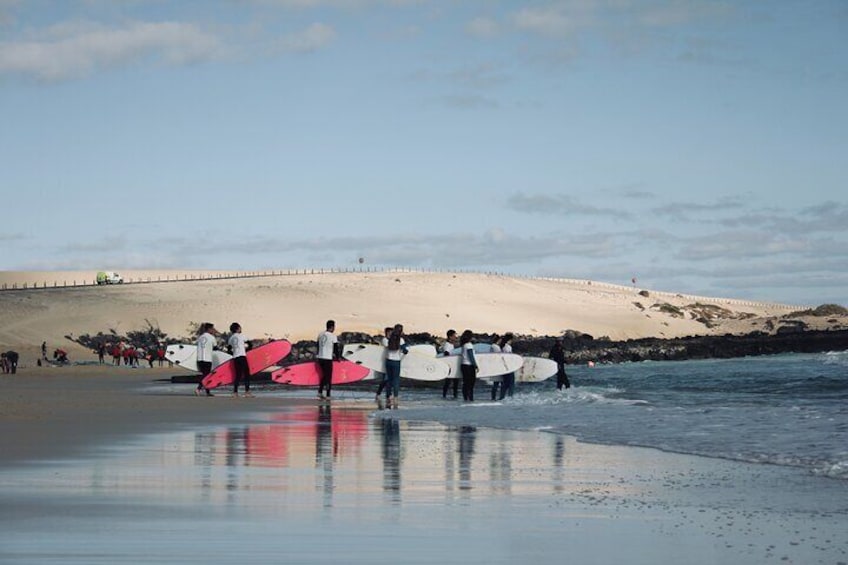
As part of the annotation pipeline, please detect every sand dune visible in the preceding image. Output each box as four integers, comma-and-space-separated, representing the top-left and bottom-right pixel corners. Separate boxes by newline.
0, 270, 818, 359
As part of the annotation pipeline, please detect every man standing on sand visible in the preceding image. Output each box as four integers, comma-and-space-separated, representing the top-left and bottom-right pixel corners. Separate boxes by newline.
229, 322, 252, 398
195, 322, 219, 397
316, 320, 338, 400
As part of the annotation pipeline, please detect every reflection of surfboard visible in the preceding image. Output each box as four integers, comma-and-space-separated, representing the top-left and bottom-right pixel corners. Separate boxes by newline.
342, 343, 449, 381
439, 352, 524, 379
271, 361, 369, 386
165, 343, 231, 372
515, 356, 557, 382
202, 340, 292, 389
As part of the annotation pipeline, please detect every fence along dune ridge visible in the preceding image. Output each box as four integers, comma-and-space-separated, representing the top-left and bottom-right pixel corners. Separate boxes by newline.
0, 267, 806, 311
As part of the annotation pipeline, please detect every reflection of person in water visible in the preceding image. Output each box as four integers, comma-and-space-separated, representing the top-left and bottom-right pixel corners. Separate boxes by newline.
315, 404, 334, 460
315, 404, 335, 508
380, 418, 402, 499
552, 435, 566, 493
458, 425, 476, 490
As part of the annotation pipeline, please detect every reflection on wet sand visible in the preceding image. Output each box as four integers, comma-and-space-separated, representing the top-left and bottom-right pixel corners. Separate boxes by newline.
184, 405, 578, 505
6, 404, 576, 511
379, 418, 401, 503
458, 425, 476, 491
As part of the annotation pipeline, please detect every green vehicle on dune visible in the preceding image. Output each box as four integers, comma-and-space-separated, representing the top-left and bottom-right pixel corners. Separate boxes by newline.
96, 271, 124, 285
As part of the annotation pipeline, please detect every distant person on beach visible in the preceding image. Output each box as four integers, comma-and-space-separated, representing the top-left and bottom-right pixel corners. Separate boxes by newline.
488, 334, 503, 400
97, 342, 106, 364
156, 343, 166, 367
1, 353, 8, 373
384, 324, 409, 410
498, 333, 516, 399
460, 330, 478, 401
41, 341, 47, 360
549, 338, 570, 390
4, 351, 19, 374
53, 349, 68, 364
375, 326, 392, 409
195, 322, 219, 397
229, 322, 252, 398
111, 343, 122, 365
316, 320, 338, 400
441, 329, 459, 399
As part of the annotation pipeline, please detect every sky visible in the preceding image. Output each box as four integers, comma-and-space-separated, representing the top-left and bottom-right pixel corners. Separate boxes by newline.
1, 0, 846, 306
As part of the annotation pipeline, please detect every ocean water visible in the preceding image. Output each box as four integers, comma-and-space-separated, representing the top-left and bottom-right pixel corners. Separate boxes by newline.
368, 351, 848, 480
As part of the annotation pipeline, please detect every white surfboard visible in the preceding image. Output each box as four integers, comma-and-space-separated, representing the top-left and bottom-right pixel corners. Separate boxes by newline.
342, 343, 449, 381
408, 344, 437, 357
515, 356, 557, 382
439, 352, 524, 379
165, 343, 232, 372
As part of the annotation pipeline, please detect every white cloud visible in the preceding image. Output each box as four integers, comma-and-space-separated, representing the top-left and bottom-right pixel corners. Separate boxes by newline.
512, 5, 586, 39
507, 193, 632, 218
276, 22, 337, 53
0, 20, 223, 81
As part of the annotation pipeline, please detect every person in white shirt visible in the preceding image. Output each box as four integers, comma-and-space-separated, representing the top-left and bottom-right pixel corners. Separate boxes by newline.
460, 329, 478, 401
441, 329, 459, 399
228, 322, 252, 398
195, 322, 219, 397
383, 323, 409, 410
316, 320, 338, 399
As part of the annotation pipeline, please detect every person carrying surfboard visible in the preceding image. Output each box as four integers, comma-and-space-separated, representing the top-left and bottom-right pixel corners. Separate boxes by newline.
375, 327, 393, 409
316, 320, 338, 400
195, 322, 220, 397
459, 330, 478, 401
384, 324, 409, 410
229, 322, 252, 398
441, 329, 459, 399
498, 333, 516, 399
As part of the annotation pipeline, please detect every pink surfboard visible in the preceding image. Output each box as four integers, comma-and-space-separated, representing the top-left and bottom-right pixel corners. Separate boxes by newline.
202, 340, 292, 389
271, 360, 370, 386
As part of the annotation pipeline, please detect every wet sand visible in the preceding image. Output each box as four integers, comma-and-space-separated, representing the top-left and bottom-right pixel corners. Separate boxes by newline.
1, 367, 846, 564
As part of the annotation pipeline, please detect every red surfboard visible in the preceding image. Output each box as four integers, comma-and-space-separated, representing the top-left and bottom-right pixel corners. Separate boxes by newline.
271, 360, 370, 386
202, 340, 292, 389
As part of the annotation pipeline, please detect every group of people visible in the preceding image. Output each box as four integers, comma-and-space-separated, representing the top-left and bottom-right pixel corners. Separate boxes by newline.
187, 318, 573, 405
102, 342, 169, 368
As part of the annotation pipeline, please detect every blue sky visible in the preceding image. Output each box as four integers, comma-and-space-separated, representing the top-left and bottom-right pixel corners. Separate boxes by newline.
1, 0, 846, 305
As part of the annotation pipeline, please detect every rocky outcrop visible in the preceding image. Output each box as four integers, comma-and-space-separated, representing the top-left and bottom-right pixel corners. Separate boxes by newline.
509, 329, 848, 364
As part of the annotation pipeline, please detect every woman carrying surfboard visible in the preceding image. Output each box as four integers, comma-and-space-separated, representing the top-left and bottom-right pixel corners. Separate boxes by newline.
228, 322, 252, 398
384, 324, 409, 410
